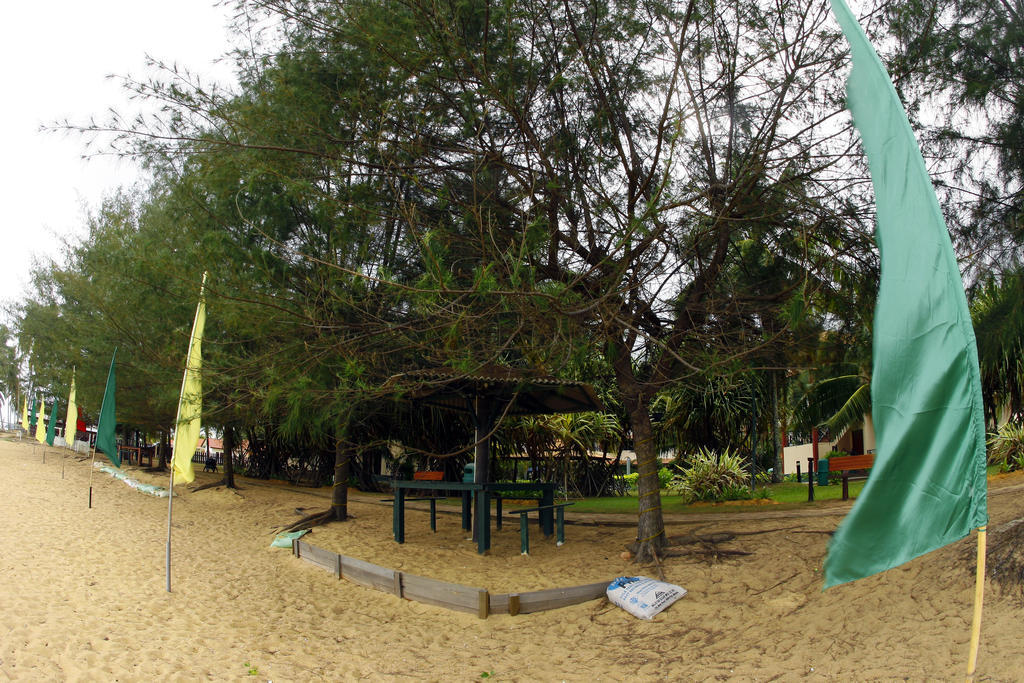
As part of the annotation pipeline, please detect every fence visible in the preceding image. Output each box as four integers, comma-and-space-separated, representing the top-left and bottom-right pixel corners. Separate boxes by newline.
191, 450, 222, 465
292, 539, 608, 619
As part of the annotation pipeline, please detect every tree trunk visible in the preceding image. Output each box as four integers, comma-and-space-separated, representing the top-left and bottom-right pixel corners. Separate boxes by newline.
332, 436, 351, 521
771, 372, 782, 483
222, 425, 236, 488
159, 429, 169, 469
628, 402, 667, 563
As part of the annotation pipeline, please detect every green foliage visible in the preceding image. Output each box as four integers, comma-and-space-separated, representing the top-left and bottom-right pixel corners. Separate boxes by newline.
669, 448, 752, 503
887, 0, 1024, 276
972, 271, 1024, 422
620, 467, 673, 490
987, 422, 1024, 472
20, 0, 912, 551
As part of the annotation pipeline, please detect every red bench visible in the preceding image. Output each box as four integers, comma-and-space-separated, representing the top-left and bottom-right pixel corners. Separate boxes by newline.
828, 454, 875, 500
413, 471, 444, 481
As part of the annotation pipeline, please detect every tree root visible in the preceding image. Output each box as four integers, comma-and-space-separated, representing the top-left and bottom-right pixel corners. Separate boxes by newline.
278, 508, 347, 533
624, 525, 773, 567
664, 548, 752, 559
626, 540, 667, 565
191, 478, 240, 493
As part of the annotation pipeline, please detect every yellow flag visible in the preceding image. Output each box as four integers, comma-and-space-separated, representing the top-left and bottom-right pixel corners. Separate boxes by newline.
64, 371, 78, 447
20, 398, 28, 431
35, 399, 47, 444
171, 274, 207, 485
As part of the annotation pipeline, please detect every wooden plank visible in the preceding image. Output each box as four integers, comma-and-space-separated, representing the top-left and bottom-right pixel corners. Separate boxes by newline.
829, 455, 875, 471
401, 572, 485, 614
340, 555, 399, 594
478, 589, 489, 619
489, 593, 510, 615
516, 582, 608, 614
296, 541, 339, 574
508, 594, 521, 617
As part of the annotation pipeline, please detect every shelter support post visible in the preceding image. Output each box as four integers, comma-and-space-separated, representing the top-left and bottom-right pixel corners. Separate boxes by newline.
461, 491, 472, 531
475, 489, 491, 554
393, 488, 406, 544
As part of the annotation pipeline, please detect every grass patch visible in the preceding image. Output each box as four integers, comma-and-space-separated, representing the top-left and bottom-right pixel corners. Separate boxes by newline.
386, 467, 1006, 516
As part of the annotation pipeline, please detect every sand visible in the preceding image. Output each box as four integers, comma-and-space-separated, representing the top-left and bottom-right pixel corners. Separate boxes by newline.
1, 436, 1023, 681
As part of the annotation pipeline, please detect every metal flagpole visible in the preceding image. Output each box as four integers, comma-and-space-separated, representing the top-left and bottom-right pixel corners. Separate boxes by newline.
966, 526, 987, 681
166, 467, 174, 592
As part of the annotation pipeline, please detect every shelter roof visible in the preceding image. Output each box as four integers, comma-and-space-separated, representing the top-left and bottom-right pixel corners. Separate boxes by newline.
384, 365, 604, 416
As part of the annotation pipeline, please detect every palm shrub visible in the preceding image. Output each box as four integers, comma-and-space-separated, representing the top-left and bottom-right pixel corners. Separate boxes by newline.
670, 447, 752, 503
987, 422, 1024, 472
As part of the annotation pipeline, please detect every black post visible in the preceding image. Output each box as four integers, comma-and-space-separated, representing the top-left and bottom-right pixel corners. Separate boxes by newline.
471, 396, 493, 544
807, 457, 815, 502
750, 395, 758, 491
796, 461, 801, 483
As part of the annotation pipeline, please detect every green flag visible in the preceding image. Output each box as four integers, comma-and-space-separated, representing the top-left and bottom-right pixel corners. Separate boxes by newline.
823, 0, 988, 588
46, 398, 59, 447
95, 349, 121, 467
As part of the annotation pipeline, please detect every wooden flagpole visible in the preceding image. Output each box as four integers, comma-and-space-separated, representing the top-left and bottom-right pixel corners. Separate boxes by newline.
966, 525, 987, 681
88, 446, 97, 508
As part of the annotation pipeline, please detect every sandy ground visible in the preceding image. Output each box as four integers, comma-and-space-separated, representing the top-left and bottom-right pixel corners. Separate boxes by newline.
1, 435, 1023, 681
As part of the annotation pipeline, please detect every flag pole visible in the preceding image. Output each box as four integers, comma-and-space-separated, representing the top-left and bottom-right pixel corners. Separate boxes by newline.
166, 271, 207, 593
966, 525, 987, 681
88, 446, 97, 508
166, 468, 174, 592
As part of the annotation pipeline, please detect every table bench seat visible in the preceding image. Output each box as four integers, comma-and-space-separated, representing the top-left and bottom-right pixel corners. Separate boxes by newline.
511, 502, 574, 555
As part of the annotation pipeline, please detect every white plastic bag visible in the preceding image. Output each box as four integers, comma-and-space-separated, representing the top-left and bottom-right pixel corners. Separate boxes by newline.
606, 576, 686, 619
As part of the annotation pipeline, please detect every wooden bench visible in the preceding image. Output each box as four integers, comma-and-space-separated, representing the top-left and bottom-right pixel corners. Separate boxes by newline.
413, 471, 444, 481
511, 502, 574, 555
828, 454, 875, 500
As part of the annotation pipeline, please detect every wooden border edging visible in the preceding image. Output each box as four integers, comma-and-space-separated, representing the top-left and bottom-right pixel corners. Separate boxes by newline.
292, 540, 607, 619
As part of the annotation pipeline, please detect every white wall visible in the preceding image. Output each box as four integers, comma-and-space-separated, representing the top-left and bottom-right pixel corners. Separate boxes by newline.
782, 440, 836, 475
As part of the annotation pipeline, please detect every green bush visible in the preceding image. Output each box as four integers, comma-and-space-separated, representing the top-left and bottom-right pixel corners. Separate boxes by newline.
987, 422, 1024, 472
669, 447, 753, 503
658, 466, 674, 487
619, 467, 674, 490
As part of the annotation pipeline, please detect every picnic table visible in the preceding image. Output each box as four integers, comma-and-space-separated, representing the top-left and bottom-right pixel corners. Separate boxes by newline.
390, 480, 556, 554
117, 446, 153, 467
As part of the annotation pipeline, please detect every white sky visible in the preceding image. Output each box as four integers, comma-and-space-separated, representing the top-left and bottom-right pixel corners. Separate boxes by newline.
0, 0, 238, 319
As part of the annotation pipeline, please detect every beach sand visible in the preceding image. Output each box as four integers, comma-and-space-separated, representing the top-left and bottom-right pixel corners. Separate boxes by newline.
1, 435, 1023, 681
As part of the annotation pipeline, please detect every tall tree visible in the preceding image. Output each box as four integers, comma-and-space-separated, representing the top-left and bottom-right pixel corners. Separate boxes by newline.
887, 0, 1024, 277
79, 0, 878, 559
